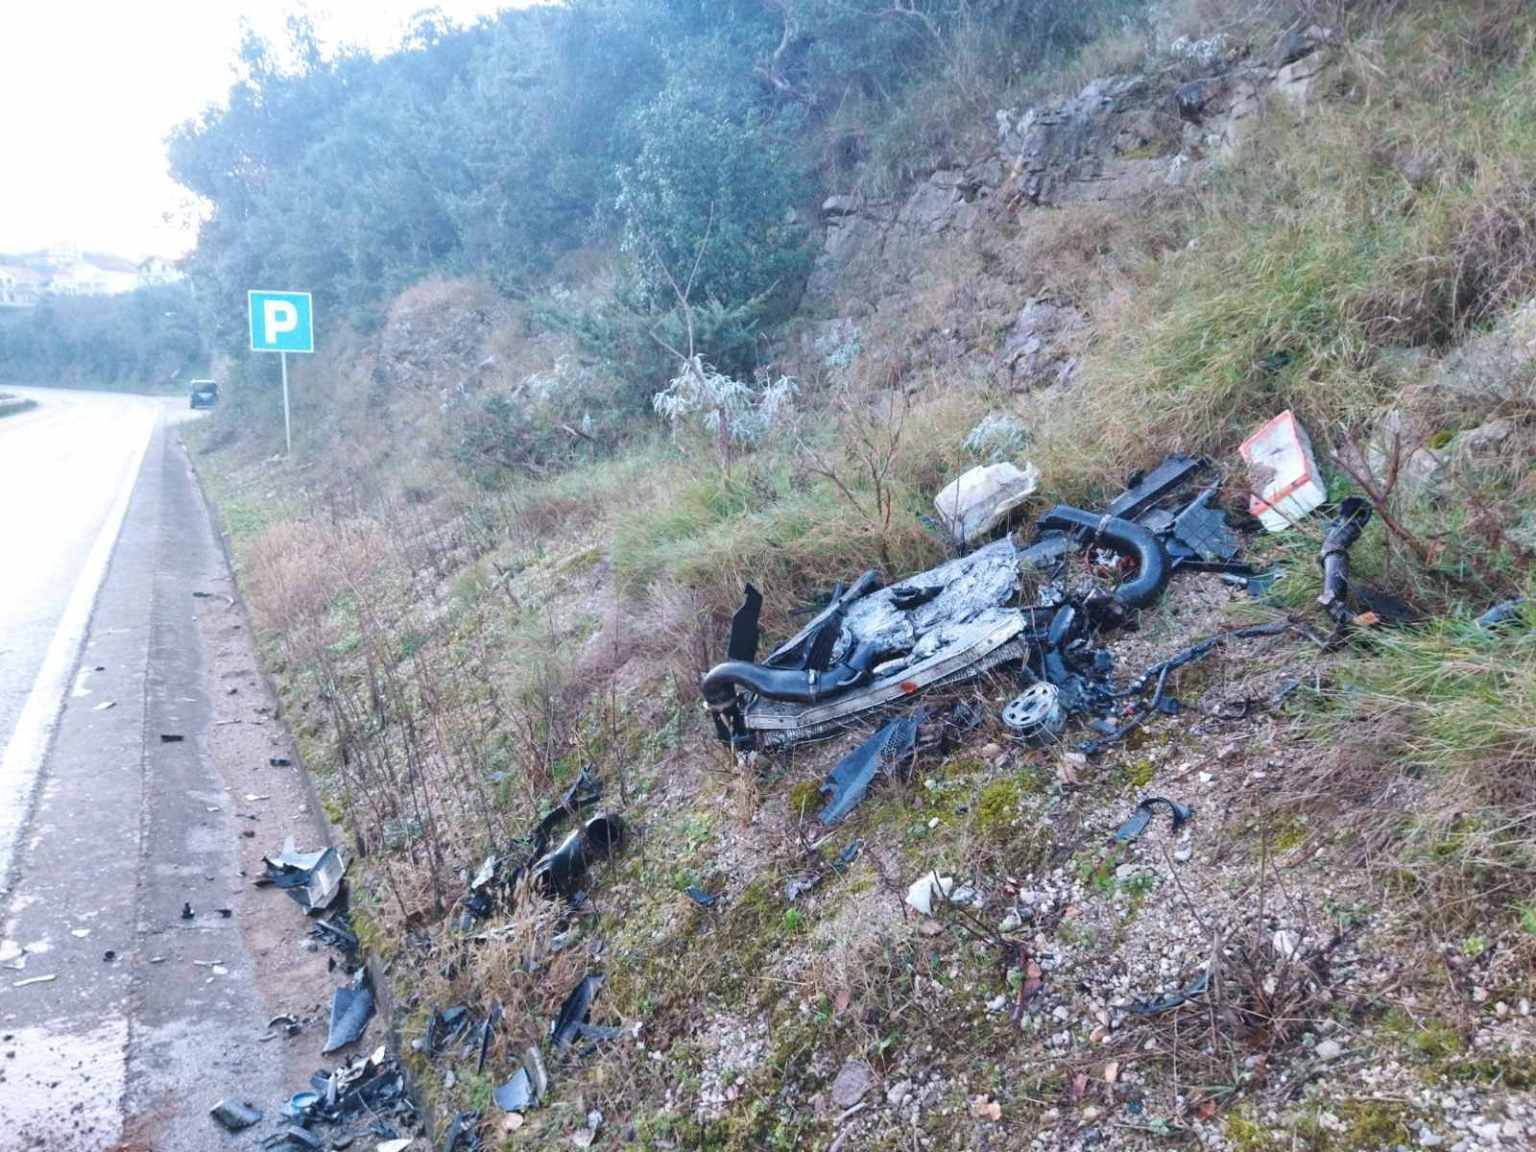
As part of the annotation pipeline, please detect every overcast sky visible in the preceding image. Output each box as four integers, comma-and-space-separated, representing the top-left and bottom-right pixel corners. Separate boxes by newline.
0, 1, 515, 261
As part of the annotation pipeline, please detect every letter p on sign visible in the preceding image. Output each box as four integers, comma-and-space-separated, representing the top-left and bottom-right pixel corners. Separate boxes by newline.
248, 290, 314, 354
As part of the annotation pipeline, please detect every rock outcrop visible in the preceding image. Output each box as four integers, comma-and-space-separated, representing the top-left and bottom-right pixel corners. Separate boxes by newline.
804, 26, 1338, 389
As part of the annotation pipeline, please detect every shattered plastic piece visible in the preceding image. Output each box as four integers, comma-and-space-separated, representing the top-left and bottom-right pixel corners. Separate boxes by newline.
530, 814, 626, 899
784, 839, 863, 901
683, 886, 716, 908
1477, 596, 1528, 630
524, 1046, 549, 1102
322, 969, 375, 1054
934, 461, 1041, 548
263, 838, 346, 913
818, 712, 923, 824
441, 1111, 480, 1152
494, 1068, 533, 1113
1165, 487, 1240, 564
551, 973, 613, 1053
476, 1001, 501, 1073
1105, 455, 1209, 521
376, 1140, 413, 1152
282, 1091, 320, 1118
1130, 968, 1209, 1015
905, 873, 977, 916
209, 1099, 263, 1132
1240, 411, 1326, 531
1113, 798, 1193, 843
12, 974, 56, 987
311, 915, 359, 955
1080, 620, 1289, 755
1001, 682, 1065, 745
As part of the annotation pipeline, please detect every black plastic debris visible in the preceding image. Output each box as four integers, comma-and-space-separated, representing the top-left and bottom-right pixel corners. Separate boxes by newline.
476, 1001, 501, 1073
269, 756, 292, 767
262, 1128, 322, 1150
1130, 968, 1209, 1015
551, 973, 621, 1053
465, 770, 610, 918
1105, 455, 1209, 521
494, 1067, 534, 1113
1478, 596, 1529, 630
263, 838, 346, 914
273, 1044, 415, 1150
1080, 620, 1290, 756
819, 711, 923, 824
1317, 497, 1372, 629
1114, 797, 1193, 843
160, 733, 185, 743
442, 1109, 482, 1151
531, 814, 626, 899
209, 1098, 262, 1132
180, 902, 195, 920
322, 969, 375, 1054
784, 839, 864, 901
266, 1013, 301, 1039
310, 914, 359, 955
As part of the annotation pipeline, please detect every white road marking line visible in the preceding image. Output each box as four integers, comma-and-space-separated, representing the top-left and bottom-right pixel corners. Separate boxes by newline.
0, 412, 155, 889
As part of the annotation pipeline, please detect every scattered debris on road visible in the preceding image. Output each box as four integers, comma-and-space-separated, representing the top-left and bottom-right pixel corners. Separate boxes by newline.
262, 839, 346, 913
209, 1098, 263, 1132
323, 969, 375, 1054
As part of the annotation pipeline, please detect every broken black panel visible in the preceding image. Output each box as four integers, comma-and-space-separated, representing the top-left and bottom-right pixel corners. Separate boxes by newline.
551, 973, 610, 1053
726, 584, 763, 663
1105, 455, 1210, 521
818, 711, 923, 825
209, 1099, 263, 1132
322, 969, 375, 1054
1165, 487, 1240, 564
530, 814, 626, 900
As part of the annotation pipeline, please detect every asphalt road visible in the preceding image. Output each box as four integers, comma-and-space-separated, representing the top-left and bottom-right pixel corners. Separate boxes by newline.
0, 389, 342, 1150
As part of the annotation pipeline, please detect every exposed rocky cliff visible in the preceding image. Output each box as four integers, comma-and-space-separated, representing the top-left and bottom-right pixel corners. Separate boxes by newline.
804, 26, 1338, 392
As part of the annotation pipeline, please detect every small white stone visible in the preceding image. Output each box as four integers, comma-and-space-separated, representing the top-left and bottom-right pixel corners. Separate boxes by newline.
1315, 1039, 1342, 1061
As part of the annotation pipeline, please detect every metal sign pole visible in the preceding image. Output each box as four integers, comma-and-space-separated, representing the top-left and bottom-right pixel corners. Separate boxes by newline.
281, 350, 292, 456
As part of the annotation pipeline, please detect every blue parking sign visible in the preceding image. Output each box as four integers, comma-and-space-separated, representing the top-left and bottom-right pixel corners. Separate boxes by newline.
248, 290, 314, 353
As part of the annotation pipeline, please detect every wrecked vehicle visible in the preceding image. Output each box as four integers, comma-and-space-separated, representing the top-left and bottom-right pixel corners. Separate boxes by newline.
704, 455, 1260, 750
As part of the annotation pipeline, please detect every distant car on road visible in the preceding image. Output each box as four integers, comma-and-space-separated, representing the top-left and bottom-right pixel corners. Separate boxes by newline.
188, 380, 219, 409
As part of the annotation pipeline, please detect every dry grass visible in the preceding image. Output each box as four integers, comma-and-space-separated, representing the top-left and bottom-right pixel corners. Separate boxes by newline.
1031, 2, 1536, 499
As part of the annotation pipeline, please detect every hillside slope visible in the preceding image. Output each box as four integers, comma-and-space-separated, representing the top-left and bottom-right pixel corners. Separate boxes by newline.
193, 3, 1536, 1150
